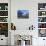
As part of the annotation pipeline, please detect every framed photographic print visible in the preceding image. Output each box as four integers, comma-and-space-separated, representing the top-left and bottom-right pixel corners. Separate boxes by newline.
17, 10, 29, 19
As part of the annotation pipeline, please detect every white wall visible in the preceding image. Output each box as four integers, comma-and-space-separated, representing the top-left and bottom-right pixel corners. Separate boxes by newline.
11, 0, 38, 30
11, 0, 46, 46
11, 0, 46, 30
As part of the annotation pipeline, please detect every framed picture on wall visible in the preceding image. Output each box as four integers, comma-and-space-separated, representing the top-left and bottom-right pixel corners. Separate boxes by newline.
17, 10, 29, 19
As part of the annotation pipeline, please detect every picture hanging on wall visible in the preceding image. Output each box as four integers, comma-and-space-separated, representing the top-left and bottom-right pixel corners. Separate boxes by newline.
17, 10, 29, 19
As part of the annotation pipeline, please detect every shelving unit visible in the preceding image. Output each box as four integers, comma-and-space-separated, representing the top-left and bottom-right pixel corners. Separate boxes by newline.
0, 3, 8, 37
38, 3, 46, 37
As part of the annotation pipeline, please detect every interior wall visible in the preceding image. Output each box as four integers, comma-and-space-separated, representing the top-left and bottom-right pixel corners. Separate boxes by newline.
11, 0, 46, 30
11, 0, 46, 46
11, 0, 38, 30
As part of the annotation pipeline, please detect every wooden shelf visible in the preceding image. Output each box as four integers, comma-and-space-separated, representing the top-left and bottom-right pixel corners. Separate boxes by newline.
38, 10, 46, 11
38, 22, 46, 23
0, 16, 8, 17
0, 22, 8, 23
38, 28, 46, 29
0, 10, 8, 11
38, 16, 46, 17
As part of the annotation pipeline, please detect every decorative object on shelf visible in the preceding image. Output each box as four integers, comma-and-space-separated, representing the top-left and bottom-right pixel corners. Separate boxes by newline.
42, 11, 46, 16
38, 17, 43, 22
5, 6, 8, 10
38, 17, 46, 22
38, 23, 46, 28
40, 8, 44, 10
0, 11, 8, 16
0, 6, 1, 10
29, 25, 35, 30
38, 11, 46, 16
0, 3, 8, 10
0, 23, 8, 30
17, 10, 29, 19
11, 23, 16, 30
42, 12, 45, 15
0, 23, 8, 37
38, 29, 46, 37
0, 17, 8, 22
38, 3, 46, 10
